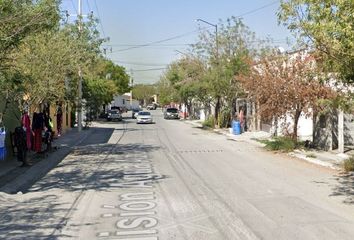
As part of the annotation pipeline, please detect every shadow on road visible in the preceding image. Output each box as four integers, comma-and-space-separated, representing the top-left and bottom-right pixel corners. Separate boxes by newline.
0, 194, 65, 240
330, 173, 354, 204
26, 143, 162, 193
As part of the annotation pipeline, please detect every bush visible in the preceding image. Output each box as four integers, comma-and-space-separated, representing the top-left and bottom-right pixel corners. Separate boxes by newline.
343, 156, 354, 172
202, 116, 215, 128
218, 107, 231, 128
262, 136, 297, 152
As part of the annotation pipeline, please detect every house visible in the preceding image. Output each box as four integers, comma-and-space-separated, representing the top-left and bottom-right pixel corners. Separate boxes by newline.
242, 50, 354, 153
109, 93, 140, 112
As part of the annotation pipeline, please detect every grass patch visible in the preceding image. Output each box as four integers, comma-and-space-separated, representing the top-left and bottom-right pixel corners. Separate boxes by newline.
306, 153, 317, 158
202, 116, 215, 129
261, 136, 297, 152
343, 156, 354, 172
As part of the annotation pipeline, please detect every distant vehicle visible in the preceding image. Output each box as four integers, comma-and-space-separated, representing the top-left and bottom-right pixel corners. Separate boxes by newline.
107, 110, 122, 121
146, 103, 157, 110
136, 111, 153, 124
164, 108, 180, 119
132, 108, 140, 119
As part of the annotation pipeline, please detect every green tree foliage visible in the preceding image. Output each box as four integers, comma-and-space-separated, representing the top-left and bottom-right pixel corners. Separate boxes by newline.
83, 58, 129, 116
159, 56, 207, 114
0, 3, 129, 123
132, 84, 156, 105
0, 0, 60, 70
193, 17, 258, 125
278, 0, 354, 81
83, 76, 117, 117
96, 59, 130, 94
156, 77, 179, 106
0, 0, 60, 122
13, 28, 81, 106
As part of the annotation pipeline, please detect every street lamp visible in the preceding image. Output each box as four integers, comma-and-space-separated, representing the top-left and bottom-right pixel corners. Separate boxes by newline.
196, 19, 218, 60
197, 18, 220, 127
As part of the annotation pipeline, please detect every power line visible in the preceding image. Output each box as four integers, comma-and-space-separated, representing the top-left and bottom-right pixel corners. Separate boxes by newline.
112, 60, 168, 67
110, 1, 281, 53
111, 28, 210, 53
104, 43, 191, 47
236, 0, 279, 18
86, 0, 92, 12
93, 0, 106, 38
132, 67, 167, 72
70, 0, 77, 13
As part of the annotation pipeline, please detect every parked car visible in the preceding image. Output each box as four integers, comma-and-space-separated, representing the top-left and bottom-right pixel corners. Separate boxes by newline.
136, 111, 153, 124
146, 103, 157, 110
107, 110, 122, 121
164, 108, 180, 119
132, 108, 140, 119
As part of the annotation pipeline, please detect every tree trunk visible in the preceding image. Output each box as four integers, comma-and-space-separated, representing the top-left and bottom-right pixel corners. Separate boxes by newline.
293, 109, 301, 141
214, 96, 221, 127
273, 116, 278, 137
338, 109, 344, 153
184, 100, 188, 120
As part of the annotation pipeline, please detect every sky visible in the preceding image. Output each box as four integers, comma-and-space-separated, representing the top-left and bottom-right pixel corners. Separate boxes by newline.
61, 0, 293, 84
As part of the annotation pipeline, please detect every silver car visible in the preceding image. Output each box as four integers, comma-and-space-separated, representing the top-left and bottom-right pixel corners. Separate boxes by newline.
164, 108, 180, 119
136, 111, 153, 124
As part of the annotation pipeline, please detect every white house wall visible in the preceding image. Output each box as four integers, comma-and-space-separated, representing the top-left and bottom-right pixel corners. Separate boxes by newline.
272, 111, 313, 141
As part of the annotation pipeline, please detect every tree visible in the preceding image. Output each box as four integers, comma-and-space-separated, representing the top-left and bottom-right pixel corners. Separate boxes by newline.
239, 50, 336, 139
0, 0, 60, 71
278, 0, 354, 82
156, 77, 179, 106
159, 55, 207, 116
0, 0, 60, 123
193, 17, 258, 125
95, 59, 130, 94
132, 84, 156, 106
13, 28, 82, 107
83, 77, 117, 117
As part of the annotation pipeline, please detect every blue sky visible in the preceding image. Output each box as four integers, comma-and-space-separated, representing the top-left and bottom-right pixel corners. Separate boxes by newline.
61, 0, 293, 84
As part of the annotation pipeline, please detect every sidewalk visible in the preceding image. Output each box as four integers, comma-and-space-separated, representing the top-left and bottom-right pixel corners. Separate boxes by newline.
183, 119, 349, 171
0, 128, 92, 194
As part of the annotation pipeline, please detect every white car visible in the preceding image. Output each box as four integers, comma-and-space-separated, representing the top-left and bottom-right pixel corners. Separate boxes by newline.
136, 111, 153, 124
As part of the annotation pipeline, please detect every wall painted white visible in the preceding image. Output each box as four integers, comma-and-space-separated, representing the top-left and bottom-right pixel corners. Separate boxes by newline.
271, 111, 313, 141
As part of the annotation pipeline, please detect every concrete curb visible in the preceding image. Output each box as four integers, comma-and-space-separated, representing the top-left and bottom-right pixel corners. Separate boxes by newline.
288, 152, 340, 170
182, 119, 345, 170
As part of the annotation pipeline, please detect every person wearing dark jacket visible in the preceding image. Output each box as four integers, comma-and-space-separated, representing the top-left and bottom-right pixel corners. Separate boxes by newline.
14, 123, 31, 166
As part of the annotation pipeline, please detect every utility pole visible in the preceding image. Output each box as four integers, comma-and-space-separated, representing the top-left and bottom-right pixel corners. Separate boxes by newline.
130, 69, 134, 110
197, 19, 219, 126
77, 0, 83, 132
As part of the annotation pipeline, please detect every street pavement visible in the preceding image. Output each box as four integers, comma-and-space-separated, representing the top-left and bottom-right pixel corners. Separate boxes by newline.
0, 111, 354, 239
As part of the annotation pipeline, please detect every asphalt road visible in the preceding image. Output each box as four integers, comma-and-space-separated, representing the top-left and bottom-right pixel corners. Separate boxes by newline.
0, 110, 354, 240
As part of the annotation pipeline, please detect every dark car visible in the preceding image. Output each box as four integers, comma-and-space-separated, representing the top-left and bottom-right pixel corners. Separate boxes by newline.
164, 108, 180, 119
107, 110, 122, 121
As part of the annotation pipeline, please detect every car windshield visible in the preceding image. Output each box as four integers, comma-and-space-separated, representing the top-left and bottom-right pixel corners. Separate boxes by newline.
138, 112, 151, 116
109, 111, 118, 114
166, 108, 178, 113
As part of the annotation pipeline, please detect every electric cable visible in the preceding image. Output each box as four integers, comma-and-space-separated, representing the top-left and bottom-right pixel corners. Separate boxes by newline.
93, 0, 106, 38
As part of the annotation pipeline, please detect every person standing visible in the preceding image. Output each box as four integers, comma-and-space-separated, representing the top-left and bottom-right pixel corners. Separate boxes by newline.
32, 112, 44, 153
21, 110, 32, 150
56, 105, 63, 137
14, 123, 31, 166
239, 107, 245, 133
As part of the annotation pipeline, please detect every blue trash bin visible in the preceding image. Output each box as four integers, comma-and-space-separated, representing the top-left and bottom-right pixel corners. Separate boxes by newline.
232, 121, 241, 135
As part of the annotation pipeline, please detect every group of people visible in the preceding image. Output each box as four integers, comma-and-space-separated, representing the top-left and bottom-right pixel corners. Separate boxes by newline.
13, 107, 63, 167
